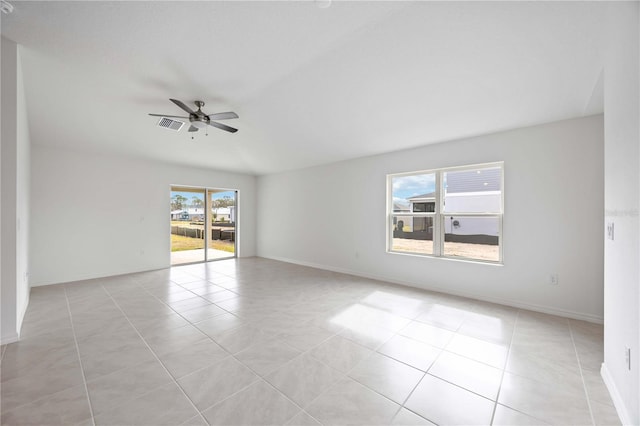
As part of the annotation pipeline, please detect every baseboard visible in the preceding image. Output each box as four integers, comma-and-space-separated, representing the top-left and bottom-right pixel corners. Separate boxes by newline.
1, 332, 19, 345
601, 363, 632, 425
2, 291, 30, 346
30, 255, 252, 287
16, 289, 29, 336
261, 255, 604, 324
30, 264, 169, 287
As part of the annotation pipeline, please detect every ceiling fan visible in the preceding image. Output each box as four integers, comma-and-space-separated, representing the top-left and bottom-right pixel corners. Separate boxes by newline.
149, 99, 238, 133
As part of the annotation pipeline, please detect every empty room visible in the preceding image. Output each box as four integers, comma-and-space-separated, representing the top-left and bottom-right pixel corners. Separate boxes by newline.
1, 1, 638, 425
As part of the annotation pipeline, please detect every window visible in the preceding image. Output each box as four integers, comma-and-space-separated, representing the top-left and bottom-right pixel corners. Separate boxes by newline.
388, 163, 503, 263
412, 202, 435, 213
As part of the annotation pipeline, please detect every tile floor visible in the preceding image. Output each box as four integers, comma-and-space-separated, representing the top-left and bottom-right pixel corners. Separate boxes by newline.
0, 258, 621, 425
170, 248, 234, 266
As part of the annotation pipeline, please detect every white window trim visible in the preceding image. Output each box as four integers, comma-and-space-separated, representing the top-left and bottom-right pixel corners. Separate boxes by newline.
387, 162, 504, 264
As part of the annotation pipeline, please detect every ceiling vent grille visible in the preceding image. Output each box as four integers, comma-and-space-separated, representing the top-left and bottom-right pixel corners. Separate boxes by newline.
157, 117, 184, 131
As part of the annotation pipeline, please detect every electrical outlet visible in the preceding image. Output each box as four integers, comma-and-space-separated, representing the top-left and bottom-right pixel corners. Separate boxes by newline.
607, 222, 614, 240
625, 347, 631, 370
549, 274, 559, 285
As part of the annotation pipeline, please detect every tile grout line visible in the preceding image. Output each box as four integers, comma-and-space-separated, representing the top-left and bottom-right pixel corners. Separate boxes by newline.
180, 370, 261, 422
489, 308, 520, 425
223, 332, 353, 421
63, 285, 97, 426
568, 319, 597, 426
480, 312, 590, 425
296, 330, 437, 424
170, 264, 334, 424
103, 285, 211, 426
387, 329, 480, 426
125, 268, 502, 422
195, 374, 304, 423
16, 261, 602, 426
154, 286, 246, 332
139, 271, 342, 412
391, 361, 431, 422
192, 327, 341, 420
141, 279, 241, 331
255, 306, 462, 423
260, 378, 322, 425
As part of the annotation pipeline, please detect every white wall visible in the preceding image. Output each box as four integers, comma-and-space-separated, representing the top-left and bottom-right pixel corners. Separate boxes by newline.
257, 115, 604, 321
1, 37, 31, 344
30, 146, 256, 286
601, 2, 640, 425
16, 46, 31, 334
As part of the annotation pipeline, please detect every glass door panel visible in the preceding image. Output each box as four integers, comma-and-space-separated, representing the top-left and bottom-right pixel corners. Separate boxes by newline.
170, 187, 206, 265
208, 190, 236, 260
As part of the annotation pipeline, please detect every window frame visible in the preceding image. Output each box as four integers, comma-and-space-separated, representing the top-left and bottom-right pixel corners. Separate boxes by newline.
387, 162, 504, 264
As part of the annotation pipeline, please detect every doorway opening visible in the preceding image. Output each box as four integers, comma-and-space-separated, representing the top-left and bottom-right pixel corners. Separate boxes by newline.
170, 186, 237, 265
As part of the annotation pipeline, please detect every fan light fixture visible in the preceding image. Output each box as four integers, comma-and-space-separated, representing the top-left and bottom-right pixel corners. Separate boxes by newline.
190, 120, 208, 129
148, 99, 239, 135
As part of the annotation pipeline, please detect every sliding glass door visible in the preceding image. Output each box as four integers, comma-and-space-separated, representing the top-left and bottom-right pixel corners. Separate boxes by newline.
207, 190, 237, 260
170, 186, 236, 265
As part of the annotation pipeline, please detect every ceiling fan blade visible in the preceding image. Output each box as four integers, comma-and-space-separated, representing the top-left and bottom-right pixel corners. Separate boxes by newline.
148, 114, 189, 119
208, 121, 238, 133
188, 125, 199, 132
207, 112, 238, 120
170, 98, 195, 115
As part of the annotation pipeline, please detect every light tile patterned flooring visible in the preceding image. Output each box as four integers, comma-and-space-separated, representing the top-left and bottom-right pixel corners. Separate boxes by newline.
0, 258, 620, 425
171, 248, 234, 266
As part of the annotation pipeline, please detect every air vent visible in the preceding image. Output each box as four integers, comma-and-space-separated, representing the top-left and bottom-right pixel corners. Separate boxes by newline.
157, 117, 184, 131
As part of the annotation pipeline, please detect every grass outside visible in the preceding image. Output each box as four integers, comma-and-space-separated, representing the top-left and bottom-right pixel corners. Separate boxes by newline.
171, 234, 235, 253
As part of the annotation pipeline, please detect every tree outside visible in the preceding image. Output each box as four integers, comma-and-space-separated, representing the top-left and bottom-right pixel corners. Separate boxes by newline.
213, 195, 235, 209
171, 194, 188, 210
191, 196, 204, 208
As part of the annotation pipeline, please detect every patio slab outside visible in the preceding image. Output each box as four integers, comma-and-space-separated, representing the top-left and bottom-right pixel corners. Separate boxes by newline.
171, 248, 234, 265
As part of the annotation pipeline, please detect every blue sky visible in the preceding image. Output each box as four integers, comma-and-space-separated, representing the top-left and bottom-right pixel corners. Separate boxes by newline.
170, 190, 235, 206
392, 173, 435, 204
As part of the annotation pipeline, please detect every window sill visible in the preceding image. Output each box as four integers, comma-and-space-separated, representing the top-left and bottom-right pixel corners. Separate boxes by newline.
386, 249, 503, 266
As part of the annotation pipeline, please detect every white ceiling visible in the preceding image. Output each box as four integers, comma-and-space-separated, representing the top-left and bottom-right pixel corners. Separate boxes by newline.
2, 1, 606, 175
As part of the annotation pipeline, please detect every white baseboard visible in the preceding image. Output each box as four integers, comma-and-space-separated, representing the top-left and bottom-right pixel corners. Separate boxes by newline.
260, 255, 604, 324
601, 363, 632, 425
30, 264, 169, 287
16, 289, 30, 337
1, 332, 19, 345
31, 255, 251, 287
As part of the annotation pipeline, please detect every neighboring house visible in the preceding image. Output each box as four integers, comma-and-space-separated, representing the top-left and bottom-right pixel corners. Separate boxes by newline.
171, 207, 236, 222
405, 192, 436, 233
170, 208, 205, 221
392, 202, 411, 231
444, 168, 500, 237
401, 168, 501, 238
170, 209, 189, 220
212, 206, 236, 223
